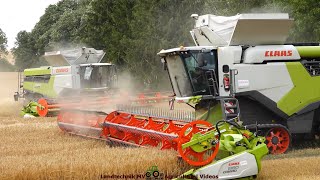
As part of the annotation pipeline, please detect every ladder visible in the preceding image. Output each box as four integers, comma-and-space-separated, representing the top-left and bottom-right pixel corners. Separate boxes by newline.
205, 70, 219, 96
220, 98, 240, 120
14, 71, 24, 101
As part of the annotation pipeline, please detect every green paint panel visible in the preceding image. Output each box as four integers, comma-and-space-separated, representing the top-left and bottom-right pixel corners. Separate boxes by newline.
247, 144, 269, 172
24, 67, 51, 76
278, 62, 320, 115
23, 76, 58, 98
196, 103, 223, 124
295, 46, 320, 58
20, 101, 39, 117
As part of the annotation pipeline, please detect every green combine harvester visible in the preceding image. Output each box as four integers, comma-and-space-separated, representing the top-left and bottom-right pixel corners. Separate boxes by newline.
158, 13, 320, 155
14, 47, 118, 117
56, 13, 316, 180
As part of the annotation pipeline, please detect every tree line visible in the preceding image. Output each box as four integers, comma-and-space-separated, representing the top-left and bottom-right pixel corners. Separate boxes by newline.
0, 28, 15, 72
2, 0, 320, 86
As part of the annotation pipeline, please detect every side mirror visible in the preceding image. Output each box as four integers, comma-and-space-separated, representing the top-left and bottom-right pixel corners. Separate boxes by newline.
161, 58, 167, 70
163, 62, 167, 70
84, 66, 93, 80
14, 92, 19, 101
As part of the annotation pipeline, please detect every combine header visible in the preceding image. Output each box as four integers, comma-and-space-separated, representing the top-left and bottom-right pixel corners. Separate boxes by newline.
58, 100, 268, 168
58, 98, 270, 179
35, 92, 172, 117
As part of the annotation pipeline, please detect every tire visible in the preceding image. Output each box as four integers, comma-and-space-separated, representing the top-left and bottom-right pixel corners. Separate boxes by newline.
265, 126, 291, 154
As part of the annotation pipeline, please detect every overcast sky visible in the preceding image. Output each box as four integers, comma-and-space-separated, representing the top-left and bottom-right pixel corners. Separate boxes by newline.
0, 0, 61, 49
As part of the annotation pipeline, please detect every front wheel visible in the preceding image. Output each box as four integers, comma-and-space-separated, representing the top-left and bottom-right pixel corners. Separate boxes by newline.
265, 127, 291, 154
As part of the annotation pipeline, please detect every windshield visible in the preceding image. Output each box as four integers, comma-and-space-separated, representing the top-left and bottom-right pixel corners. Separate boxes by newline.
165, 55, 193, 97
80, 65, 117, 88
165, 50, 218, 97
180, 50, 217, 95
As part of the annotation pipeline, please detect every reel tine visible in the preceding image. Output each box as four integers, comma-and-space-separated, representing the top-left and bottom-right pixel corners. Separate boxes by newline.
114, 104, 195, 122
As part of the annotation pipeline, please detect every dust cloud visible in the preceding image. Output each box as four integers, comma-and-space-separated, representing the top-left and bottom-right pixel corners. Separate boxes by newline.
0, 72, 22, 117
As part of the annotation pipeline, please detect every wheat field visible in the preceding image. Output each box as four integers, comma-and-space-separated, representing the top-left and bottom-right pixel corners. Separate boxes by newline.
0, 72, 320, 179
1, 104, 320, 180
0, 113, 191, 179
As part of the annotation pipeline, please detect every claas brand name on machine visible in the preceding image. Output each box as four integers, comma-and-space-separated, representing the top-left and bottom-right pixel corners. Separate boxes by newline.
265, 50, 293, 57
55, 68, 69, 73
222, 162, 241, 174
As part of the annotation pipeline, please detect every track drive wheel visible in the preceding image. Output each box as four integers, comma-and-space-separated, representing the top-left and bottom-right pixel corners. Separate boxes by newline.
265, 127, 291, 154
177, 120, 219, 166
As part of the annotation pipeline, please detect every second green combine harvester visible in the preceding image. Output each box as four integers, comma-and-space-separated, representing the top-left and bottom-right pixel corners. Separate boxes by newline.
15, 47, 117, 102
15, 47, 118, 116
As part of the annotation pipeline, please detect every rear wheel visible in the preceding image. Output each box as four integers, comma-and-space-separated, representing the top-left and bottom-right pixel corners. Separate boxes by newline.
265, 127, 291, 154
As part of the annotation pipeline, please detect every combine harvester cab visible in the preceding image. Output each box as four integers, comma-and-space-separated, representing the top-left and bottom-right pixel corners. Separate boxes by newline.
159, 13, 320, 155
15, 47, 118, 117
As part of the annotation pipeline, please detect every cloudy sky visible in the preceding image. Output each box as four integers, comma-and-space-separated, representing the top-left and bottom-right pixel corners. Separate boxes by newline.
0, 0, 61, 49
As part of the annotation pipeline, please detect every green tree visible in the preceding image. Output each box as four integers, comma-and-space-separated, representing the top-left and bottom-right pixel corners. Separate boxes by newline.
0, 28, 14, 72
276, 0, 320, 42
13, 0, 86, 70
12, 31, 39, 70
33, 0, 83, 53
124, 0, 205, 88
80, 0, 135, 64
12, 0, 320, 85
0, 28, 8, 58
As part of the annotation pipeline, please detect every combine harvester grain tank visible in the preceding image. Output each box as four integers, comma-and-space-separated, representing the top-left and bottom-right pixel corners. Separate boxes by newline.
55, 13, 316, 180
